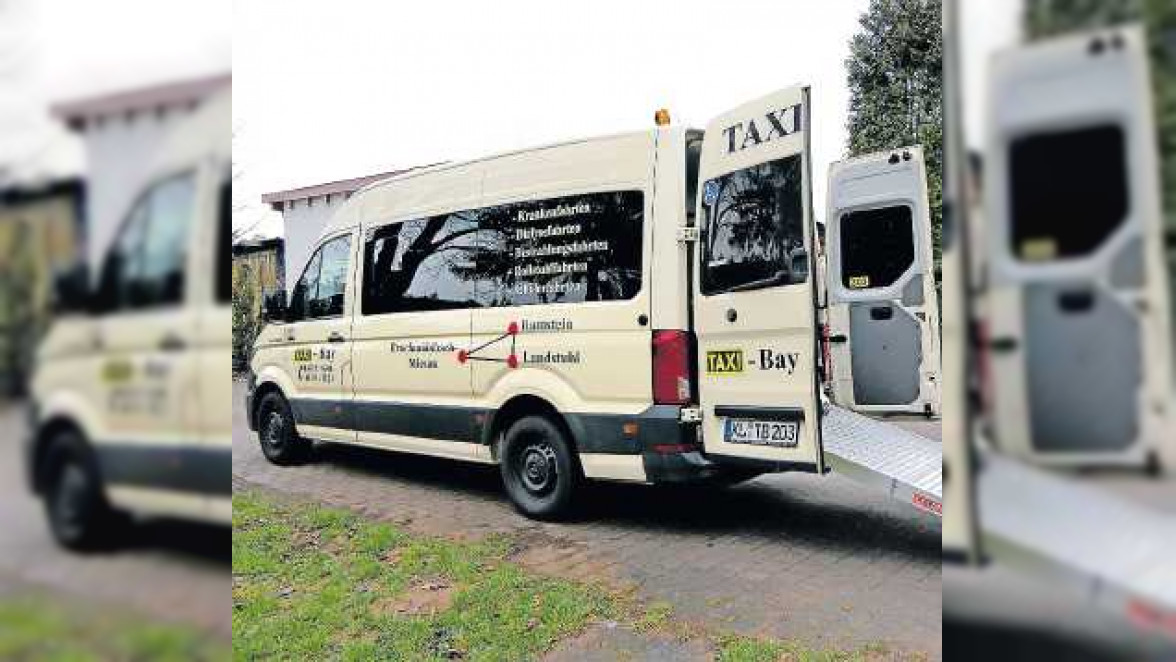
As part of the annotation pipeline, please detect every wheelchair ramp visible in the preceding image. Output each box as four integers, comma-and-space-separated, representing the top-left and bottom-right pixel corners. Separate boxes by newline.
820, 404, 942, 517
978, 453, 1176, 617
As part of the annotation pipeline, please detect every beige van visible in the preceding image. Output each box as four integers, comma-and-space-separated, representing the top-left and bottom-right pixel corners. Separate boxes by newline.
249, 86, 830, 518
25, 91, 231, 548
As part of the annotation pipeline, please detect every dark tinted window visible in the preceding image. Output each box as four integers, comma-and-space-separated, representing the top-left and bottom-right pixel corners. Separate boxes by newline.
1010, 125, 1128, 261
360, 190, 644, 314
839, 205, 915, 290
474, 190, 644, 306
288, 249, 321, 321
217, 180, 230, 303
700, 156, 806, 295
363, 216, 480, 314
98, 173, 195, 311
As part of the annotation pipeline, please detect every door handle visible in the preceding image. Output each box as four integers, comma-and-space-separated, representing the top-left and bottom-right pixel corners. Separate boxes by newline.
159, 333, 186, 352
327, 331, 347, 343
829, 334, 848, 344
726, 308, 738, 323
284, 328, 295, 342
989, 337, 1019, 353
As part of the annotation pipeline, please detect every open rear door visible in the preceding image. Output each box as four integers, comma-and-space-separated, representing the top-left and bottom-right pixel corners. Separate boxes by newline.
692, 86, 823, 471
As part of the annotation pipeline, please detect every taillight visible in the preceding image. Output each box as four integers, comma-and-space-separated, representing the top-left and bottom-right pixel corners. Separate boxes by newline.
652, 329, 693, 405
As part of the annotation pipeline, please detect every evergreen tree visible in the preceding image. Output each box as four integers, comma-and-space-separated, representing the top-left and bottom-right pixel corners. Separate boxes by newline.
1024, 0, 1176, 234
845, 0, 944, 272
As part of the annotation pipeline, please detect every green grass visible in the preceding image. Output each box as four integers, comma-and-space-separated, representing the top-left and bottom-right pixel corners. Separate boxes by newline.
0, 595, 228, 661
233, 491, 617, 660
233, 491, 917, 661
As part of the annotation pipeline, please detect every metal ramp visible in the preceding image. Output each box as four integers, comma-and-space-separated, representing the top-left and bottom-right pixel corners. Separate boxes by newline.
978, 452, 1176, 616
820, 403, 942, 517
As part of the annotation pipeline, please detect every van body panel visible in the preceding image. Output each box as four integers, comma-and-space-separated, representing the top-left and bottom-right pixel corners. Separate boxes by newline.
984, 26, 1173, 468
826, 147, 941, 416
691, 85, 823, 468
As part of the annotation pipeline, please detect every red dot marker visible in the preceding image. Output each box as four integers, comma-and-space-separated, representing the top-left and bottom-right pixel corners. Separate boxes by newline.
457, 350, 468, 364
507, 321, 519, 336
507, 354, 518, 369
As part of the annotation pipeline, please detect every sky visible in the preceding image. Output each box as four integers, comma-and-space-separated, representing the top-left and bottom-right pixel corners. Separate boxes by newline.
3, 0, 1021, 239
232, 0, 875, 238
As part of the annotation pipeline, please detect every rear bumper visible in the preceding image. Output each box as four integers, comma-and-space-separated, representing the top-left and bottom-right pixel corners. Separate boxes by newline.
642, 449, 721, 483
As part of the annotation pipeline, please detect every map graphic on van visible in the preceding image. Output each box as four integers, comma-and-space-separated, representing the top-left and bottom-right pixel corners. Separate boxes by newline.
458, 321, 521, 369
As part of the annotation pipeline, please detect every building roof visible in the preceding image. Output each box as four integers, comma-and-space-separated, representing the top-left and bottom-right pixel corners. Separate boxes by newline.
51, 72, 231, 129
260, 168, 419, 209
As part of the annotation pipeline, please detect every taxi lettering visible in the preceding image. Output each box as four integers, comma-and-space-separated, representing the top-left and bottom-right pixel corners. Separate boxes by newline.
721, 104, 803, 154
706, 349, 744, 375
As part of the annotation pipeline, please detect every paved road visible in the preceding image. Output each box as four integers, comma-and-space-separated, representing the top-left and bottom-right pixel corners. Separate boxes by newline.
0, 403, 230, 639
233, 383, 942, 658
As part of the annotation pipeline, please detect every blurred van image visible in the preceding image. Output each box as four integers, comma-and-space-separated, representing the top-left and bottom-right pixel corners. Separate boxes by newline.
23, 90, 231, 549
981, 25, 1173, 471
824, 147, 941, 417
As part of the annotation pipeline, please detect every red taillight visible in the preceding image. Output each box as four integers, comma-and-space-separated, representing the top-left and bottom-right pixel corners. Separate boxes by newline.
652, 329, 693, 405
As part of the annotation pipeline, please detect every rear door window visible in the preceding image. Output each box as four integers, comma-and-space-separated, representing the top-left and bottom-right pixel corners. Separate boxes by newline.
839, 205, 915, 290
700, 155, 806, 295
1009, 125, 1128, 261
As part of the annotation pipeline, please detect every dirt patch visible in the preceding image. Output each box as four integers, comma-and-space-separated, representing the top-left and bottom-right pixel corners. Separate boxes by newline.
370, 580, 456, 617
543, 622, 712, 662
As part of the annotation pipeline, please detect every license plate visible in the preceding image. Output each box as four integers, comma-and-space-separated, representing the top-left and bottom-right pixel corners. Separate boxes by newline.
723, 418, 799, 447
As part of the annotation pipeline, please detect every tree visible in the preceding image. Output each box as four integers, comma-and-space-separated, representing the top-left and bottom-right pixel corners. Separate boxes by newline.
232, 263, 261, 374
1024, 0, 1176, 234
845, 0, 944, 272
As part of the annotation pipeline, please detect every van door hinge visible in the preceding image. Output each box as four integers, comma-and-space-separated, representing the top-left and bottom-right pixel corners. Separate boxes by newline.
676, 226, 700, 243
679, 406, 702, 423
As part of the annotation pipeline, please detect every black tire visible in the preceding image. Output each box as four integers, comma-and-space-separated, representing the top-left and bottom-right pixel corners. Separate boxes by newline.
500, 416, 580, 520
42, 430, 122, 551
257, 391, 310, 465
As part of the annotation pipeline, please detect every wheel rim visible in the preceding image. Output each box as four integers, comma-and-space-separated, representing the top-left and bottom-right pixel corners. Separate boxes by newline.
53, 462, 88, 536
517, 441, 558, 496
262, 410, 285, 451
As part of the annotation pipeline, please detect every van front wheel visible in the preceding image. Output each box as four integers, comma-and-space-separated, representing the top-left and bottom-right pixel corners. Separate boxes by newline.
500, 416, 579, 520
257, 392, 310, 465
43, 431, 122, 550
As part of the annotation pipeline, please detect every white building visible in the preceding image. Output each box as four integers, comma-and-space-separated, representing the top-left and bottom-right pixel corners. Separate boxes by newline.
262, 169, 412, 292
52, 73, 231, 274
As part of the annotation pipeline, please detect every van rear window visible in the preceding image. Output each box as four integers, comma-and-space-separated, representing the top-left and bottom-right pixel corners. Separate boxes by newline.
839, 205, 915, 290
362, 190, 644, 314
1009, 125, 1128, 261
700, 155, 806, 295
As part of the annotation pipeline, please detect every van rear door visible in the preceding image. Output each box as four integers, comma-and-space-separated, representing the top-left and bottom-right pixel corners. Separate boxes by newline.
691, 86, 823, 470
826, 147, 940, 414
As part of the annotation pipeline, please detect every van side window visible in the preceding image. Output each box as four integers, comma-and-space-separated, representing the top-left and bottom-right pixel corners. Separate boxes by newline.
473, 190, 644, 307
289, 234, 351, 321
363, 216, 480, 315
361, 190, 644, 314
98, 173, 196, 311
700, 156, 805, 295
839, 205, 915, 290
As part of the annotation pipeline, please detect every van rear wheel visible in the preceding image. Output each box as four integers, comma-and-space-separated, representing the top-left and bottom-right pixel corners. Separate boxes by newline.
257, 392, 310, 465
500, 416, 579, 520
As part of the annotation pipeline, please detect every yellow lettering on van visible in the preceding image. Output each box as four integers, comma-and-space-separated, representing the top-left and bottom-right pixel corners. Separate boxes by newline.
293, 348, 313, 363
102, 360, 133, 383
1020, 238, 1057, 261
848, 275, 870, 289
706, 349, 744, 375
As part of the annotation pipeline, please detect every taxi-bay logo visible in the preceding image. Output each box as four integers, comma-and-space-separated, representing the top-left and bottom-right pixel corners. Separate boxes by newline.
706, 349, 743, 375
